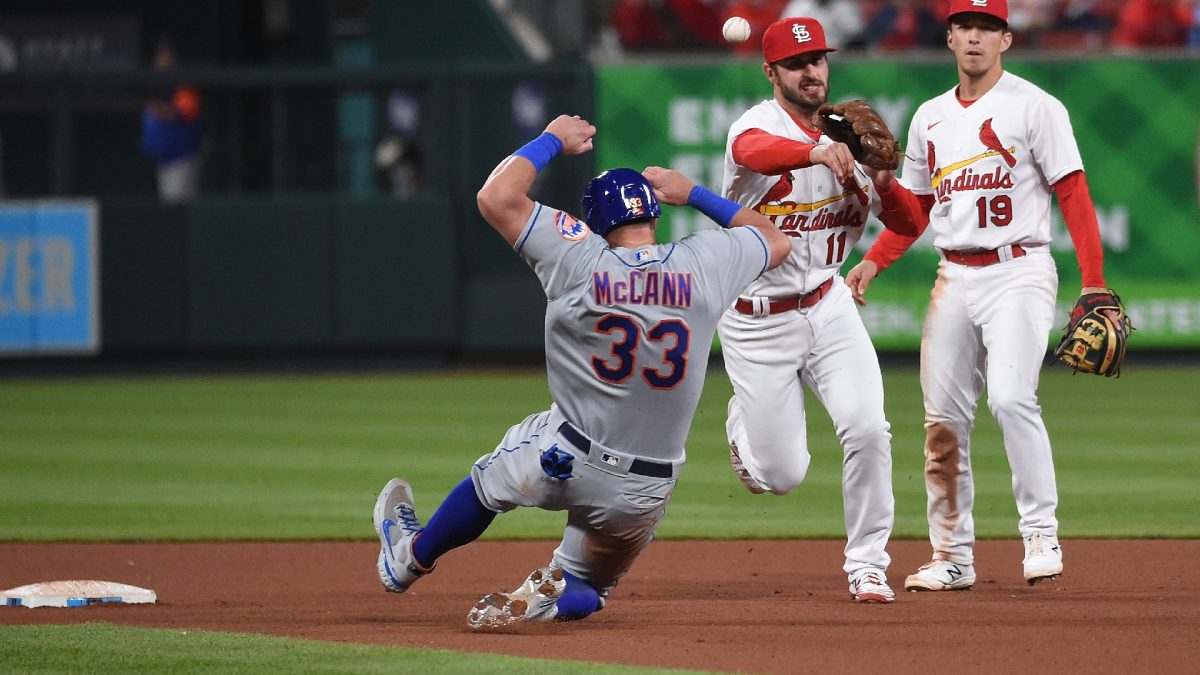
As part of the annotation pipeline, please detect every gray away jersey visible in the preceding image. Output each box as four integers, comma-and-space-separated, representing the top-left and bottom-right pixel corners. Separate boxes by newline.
515, 203, 770, 462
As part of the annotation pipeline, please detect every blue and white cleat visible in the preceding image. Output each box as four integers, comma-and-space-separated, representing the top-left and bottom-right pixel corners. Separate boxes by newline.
372, 477, 434, 593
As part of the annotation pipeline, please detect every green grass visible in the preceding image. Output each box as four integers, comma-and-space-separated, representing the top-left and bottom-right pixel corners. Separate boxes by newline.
1, 365, 1198, 541
0, 624, 693, 674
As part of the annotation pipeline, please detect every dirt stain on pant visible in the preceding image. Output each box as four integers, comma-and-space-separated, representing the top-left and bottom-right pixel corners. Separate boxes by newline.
925, 422, 960, 557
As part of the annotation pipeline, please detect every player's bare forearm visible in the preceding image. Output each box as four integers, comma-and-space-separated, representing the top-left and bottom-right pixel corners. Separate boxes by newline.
478, 115, 596, 246
477, 156, 538, 246
644, 165, 788, 269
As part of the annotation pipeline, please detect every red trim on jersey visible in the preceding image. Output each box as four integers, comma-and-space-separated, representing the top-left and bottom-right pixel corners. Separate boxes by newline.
874, 179, 928, 237
955, 89, 977, 108
1053, 170, 1106, 287
864, 192, 934, 270
731, 128, 817, 176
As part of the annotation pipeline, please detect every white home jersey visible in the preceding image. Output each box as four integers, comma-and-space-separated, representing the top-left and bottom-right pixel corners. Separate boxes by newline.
515, 203, 770, 462
722, 98, 883, 297
898, 71, 1084, 251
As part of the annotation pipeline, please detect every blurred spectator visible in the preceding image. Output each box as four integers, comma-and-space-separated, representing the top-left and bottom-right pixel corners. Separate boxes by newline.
613, 0, 673, 49
139, 39, 203, 202
1192, 0, 1200, 47
781, 0, 867, 48
374, 136, 424, 198
1007, 0, 1057, 45
665, 0, 726, 46
1111, 0, 1192, 48
864, 0, 944, 50
374, 89, 425, 199
598, 0, 1199, 52
1042, 0, 1118, 49
724, 0, 787, 55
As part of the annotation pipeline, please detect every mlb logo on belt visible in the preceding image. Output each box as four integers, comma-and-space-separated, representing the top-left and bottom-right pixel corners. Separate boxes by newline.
792, 24, 811, 43
601, 452, 620, 467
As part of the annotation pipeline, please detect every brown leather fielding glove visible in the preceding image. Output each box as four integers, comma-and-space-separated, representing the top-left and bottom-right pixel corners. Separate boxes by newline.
816, 100, 901, 171
1053, 290, 1133, 377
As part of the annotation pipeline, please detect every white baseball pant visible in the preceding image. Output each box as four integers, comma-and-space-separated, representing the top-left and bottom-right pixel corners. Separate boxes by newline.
719, 280, 894, 575
919, 250, 1060, 564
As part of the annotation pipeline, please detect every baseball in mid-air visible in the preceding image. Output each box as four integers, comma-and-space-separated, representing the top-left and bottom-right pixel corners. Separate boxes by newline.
722, 16, 751, 44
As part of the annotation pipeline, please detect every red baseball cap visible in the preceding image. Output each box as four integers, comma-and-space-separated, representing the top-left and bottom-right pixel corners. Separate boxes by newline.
947, 0, 1009, 25
761, 17, 836, 64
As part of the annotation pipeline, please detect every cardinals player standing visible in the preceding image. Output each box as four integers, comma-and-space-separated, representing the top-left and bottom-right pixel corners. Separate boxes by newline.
845, 0, 1116, 591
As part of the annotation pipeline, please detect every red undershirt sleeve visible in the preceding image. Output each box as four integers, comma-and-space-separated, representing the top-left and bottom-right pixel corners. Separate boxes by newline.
874, 180, 929, 237
1053, 170, 1106, 288
731, 128, 816, 175
865, 193, 935, 270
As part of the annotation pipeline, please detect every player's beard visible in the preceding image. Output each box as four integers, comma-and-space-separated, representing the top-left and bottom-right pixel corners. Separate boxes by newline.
781, 78, 827, 114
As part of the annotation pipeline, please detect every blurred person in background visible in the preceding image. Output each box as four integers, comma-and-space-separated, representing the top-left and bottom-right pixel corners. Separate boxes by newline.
665, 0, 727, 46
724, 0, 787, 55
1047, 0, 1121, 49
1111, 0, 1192, 48
139, 38, 203, 202
1192, 0, 1200, 46
781, 0, 867, 48
864, 0, 946, 49
1005, 0, 1056, 46
374, 89, 425, 198
612, 0, 674, 49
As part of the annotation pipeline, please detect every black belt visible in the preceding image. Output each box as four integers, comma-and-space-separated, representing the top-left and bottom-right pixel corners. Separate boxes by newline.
556, 422, 673, 479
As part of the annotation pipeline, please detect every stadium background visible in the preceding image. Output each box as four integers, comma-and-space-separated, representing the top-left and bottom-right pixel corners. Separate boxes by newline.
2, 0, 1198, 359
2, 2, 1199, 672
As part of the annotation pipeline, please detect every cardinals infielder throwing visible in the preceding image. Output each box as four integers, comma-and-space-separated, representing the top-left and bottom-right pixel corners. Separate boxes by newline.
718, 17, 921, 604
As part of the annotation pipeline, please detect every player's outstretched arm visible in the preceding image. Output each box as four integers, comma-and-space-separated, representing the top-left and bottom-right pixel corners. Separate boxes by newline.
477, 114, 596, 246
732, 128, 852, 183
643, 165, 789, 270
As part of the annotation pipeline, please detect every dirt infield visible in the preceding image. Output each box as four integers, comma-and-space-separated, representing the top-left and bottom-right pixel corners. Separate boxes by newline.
3, 540, 1197, 673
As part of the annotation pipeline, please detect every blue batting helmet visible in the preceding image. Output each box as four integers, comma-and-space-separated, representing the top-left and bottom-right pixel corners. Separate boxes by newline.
580, 168, 661, 237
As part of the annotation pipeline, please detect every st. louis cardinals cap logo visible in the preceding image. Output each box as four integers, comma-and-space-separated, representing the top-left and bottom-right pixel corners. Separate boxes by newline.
555, 211, 589, 241
792, 23, 811, 43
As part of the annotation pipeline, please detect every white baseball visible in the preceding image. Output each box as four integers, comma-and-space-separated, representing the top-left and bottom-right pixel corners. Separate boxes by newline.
722, 16, 751, 44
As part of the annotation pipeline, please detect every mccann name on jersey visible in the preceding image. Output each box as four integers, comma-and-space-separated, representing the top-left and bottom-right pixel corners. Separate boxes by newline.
592, 270, 693, 307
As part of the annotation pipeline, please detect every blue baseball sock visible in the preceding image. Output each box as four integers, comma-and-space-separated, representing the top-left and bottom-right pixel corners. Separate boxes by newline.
411, 477, 496, 568
555, 570, 601, 621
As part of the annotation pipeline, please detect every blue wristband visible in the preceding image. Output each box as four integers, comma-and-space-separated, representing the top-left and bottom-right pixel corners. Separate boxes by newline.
687, 185, 742, 228
513, 132, 564, 172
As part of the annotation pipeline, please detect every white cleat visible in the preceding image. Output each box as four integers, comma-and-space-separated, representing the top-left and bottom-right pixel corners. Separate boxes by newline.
905, 560, 976, 592
849, 568, 895, 604
1022, 532, 1063, 585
